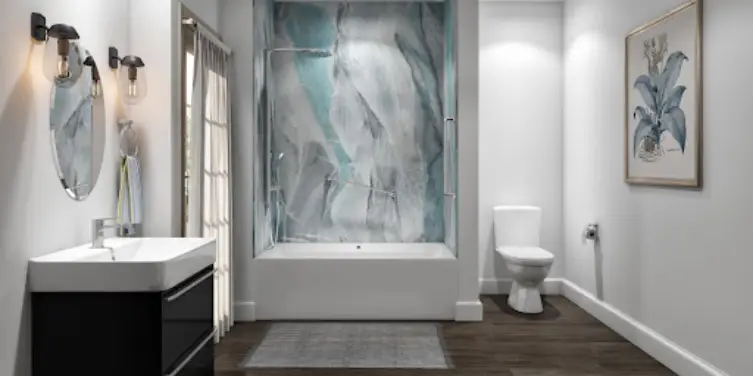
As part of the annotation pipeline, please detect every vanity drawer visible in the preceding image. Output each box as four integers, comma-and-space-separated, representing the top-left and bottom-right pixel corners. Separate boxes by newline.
164, 329, 215, 376
161, 266, 214, 372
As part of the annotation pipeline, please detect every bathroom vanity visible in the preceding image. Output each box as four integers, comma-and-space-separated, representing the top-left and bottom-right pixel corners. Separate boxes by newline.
29, 238, 216, 376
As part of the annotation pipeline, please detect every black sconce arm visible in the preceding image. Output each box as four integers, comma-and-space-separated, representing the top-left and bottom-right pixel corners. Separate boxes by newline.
30, 12, 48, 41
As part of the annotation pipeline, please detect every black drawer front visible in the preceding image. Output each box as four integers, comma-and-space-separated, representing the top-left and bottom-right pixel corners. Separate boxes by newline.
169, 333, 214, 376
162, 267, 214, 372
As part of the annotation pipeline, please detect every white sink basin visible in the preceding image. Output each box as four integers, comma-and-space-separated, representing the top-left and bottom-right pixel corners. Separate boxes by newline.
29, 238, 216, 292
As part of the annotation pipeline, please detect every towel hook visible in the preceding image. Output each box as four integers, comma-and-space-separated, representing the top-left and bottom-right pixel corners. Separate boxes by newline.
118, 120, 139, 157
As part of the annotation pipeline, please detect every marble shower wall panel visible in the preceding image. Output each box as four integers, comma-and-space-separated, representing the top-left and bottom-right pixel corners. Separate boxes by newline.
271, 2, 446, 243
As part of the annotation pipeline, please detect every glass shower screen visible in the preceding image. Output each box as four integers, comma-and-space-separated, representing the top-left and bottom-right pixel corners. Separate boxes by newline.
252, 0, 458, 255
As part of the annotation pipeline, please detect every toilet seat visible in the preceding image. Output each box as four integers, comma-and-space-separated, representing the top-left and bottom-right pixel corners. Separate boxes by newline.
496, 246, 554, 266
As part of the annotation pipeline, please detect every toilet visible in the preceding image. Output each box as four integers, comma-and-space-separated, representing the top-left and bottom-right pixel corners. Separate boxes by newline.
493, 206, 555, 314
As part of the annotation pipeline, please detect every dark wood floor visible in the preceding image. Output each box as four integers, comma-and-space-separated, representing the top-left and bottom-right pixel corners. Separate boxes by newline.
216, 295, 675, 376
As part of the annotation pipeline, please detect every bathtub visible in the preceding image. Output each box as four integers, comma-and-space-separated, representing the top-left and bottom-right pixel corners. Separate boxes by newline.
248, 243, 458, 320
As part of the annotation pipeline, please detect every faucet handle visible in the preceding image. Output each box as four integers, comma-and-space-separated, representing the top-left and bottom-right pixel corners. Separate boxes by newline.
92, 218, 117, 229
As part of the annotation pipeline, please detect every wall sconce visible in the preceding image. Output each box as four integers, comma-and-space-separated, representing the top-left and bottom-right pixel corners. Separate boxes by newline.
109, 47, 147, 104
31, 12, 82, 83
83, 56, 102, 98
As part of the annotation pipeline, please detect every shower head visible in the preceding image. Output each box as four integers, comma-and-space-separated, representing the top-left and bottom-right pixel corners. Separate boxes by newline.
266, 48, 333, 58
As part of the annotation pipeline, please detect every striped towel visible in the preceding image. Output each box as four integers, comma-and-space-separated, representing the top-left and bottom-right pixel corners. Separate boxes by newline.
117, 155, 143, 236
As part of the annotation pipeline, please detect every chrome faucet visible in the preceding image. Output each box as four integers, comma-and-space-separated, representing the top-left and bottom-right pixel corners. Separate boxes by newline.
91, 218, 132, 248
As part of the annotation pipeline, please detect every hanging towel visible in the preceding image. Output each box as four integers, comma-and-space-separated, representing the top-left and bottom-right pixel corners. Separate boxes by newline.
117, 155, 143, 236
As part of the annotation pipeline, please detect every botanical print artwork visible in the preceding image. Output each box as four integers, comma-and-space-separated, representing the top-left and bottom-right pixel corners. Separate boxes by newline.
625, 0, 701, 187
633, 33, 688, 163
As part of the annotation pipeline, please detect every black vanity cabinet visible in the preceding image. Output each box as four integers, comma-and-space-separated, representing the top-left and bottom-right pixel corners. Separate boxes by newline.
32, 266, 215, 376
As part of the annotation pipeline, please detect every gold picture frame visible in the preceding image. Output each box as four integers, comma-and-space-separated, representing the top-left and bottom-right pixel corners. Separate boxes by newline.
624, 0, 703, 188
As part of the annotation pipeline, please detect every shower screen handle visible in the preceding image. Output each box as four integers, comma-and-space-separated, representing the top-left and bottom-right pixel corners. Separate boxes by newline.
443, 117, 456, 198
264, 51, 273, 208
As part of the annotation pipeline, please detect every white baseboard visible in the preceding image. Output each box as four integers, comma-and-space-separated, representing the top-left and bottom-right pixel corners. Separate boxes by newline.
480, 277, 563, 295
455, 300, 483, 322
561, 280, 727, 376
234, 301, 256, 322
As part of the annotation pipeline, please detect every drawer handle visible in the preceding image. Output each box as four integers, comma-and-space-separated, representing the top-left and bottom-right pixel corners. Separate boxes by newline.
164, 268, 215, 303
165, 328, 216, 376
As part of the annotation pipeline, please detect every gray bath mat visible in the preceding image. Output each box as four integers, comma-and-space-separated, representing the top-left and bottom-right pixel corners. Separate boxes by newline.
242, 323, 450, 369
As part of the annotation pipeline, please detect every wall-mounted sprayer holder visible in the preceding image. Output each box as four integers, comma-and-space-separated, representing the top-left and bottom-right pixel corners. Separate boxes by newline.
584, 223, 599, 241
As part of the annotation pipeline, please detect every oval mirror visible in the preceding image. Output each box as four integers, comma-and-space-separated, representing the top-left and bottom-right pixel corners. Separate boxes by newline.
49, 42, 105, 200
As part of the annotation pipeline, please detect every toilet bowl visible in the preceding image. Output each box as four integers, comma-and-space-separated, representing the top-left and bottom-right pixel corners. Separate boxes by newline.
497, 246, 554, 313
493, 206, 555, 314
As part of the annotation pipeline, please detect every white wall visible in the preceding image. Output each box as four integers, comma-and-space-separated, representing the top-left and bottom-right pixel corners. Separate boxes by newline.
129, 0, 181, 237
182, 0, 219, 30
478, 1, 564, 289
564, 0, 753, 375
219, 0, 256, 316
0, 1, 129, 375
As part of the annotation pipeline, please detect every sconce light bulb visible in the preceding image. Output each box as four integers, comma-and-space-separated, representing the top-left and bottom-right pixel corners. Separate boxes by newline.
91, 81, 102, 98
55, 38, 72, 79
128, 80, 139, 98
57, 56, 70, 79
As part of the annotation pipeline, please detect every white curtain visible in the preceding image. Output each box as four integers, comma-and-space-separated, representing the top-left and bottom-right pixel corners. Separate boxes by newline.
187, 25, 233, 341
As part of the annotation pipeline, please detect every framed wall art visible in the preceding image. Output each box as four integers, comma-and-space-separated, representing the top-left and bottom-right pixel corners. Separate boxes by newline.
625, 0, 702, 187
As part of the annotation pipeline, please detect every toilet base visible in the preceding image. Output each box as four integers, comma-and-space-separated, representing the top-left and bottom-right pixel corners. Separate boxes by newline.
508, 281, 543, 314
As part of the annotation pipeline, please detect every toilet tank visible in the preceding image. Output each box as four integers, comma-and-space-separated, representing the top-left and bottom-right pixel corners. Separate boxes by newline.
493, 206, 541, 248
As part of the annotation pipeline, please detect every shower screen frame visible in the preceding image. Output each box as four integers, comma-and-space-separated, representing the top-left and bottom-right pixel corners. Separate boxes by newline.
444, 0, 459, 255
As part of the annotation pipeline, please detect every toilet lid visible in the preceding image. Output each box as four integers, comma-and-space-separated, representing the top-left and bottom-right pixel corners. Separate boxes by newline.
496, 247, 554, 266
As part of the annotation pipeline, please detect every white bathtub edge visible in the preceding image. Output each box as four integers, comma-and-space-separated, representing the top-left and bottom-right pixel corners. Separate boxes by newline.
256, 243, 456, 260
250, 252, 458, 320
454, 300, 483, 321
